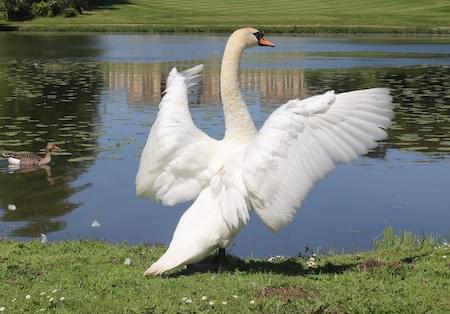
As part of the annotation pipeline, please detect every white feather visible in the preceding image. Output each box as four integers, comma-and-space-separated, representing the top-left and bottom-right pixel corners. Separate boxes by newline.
136, 64, 220, 205
243, 88, 394, 232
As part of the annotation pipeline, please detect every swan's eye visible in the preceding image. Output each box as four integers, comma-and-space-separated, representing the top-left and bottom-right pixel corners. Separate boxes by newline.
253, 31, 264, 40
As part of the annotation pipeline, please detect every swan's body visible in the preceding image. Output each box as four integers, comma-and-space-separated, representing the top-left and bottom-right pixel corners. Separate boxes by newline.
3, 143, 60, 167
136, 28, 395, 276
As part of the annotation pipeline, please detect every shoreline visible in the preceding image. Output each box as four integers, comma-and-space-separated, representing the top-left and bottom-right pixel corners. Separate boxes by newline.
2, 24, 450, 35
0, 228, 449, 312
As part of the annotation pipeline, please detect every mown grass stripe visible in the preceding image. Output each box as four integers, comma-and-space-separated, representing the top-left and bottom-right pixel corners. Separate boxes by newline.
5, 0, 449, 34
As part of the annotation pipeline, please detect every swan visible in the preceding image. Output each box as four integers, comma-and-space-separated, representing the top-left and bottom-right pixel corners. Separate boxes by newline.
136, 28, 395, 276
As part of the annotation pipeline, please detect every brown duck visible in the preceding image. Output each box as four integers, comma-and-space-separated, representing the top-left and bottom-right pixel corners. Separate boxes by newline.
3, 143, 60, 166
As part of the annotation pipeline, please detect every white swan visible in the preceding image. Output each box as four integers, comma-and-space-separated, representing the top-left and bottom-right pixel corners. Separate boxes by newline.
136, 28, 395, 276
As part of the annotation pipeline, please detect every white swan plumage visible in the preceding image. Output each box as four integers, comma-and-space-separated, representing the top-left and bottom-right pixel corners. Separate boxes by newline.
136, 28, 395, 276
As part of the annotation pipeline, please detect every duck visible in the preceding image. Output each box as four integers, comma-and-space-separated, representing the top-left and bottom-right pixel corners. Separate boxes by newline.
136, 27, 395, 276
3, 143, 60, 167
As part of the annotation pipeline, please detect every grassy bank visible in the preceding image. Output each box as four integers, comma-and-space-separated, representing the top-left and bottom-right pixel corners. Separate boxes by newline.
0, 228, 449, 313
2, 0, 450, 34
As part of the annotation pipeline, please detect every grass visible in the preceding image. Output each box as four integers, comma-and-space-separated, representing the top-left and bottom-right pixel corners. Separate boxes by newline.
2, 0, 450, 34
0, 228, 449, 313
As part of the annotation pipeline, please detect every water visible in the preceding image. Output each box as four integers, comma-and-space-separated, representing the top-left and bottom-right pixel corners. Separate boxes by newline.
0, 33, 449, 257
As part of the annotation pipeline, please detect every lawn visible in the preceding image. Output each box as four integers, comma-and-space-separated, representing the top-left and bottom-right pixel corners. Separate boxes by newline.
4, 0, 450, 33
0, 228, 449, 313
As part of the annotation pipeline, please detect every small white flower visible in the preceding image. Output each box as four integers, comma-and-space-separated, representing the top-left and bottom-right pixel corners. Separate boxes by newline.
8, 204, 16, 211
59, 297, 65, 301
309, 257, 315, 261
201, 296, 207, 301
250, 300, 255, 304
0, 307, 5, 312
52, 289, 58, 293
124, 258, 131, 266
222, 301, 227, 305
25, 294, 31, 299
49, 297, 54, 303
208, 301, 215, 305
40, 233, 47, 244
443, 255, 447, 259
91, 220, 100, 228
12, 298, 16, 303
185, 299, 192, 304
181, 297, 187, 302
40, 292, 46, 296
232, 295, 238, 298
312, 253, 317, 257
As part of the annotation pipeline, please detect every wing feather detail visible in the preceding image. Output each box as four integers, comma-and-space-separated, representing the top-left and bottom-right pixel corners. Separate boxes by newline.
136, 65, 219, 206
242, 88, 394, 232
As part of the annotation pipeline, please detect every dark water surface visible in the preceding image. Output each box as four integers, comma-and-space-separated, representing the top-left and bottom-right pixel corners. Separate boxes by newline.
0, 33, 449, 257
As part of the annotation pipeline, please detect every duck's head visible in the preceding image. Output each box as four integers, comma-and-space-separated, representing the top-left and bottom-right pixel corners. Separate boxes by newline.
232, 27, 275, 48
46, 143, 61, 152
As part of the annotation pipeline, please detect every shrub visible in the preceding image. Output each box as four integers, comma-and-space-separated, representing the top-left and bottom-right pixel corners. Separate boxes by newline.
31, 1, 50, 17
3, 0, 34, 20
47, 0, 64, 17
63, 6, 76, 17
2, 0, 93, 20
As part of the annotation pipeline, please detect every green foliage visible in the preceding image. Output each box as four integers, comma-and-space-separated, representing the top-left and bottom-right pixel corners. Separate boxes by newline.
1, 0, 91, 20
31, 1, 50, 17
2, 0, 34, 20
63, 6, 77, 17
373, 227, 436, 251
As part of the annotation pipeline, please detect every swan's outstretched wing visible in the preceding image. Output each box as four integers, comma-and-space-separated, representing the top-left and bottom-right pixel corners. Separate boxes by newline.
242, 88, 394, 232
136, 65, 219, 206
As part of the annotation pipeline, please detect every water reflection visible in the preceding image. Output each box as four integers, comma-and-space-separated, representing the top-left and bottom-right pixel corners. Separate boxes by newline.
0, 34, 449, 256
0, 59, 103, 237
103, 62, 309, 106
103, 61, 450, 156
0, 163, 92, 237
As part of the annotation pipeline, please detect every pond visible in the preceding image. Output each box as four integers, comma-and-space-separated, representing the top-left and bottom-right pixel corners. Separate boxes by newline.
0, 33, 449, 257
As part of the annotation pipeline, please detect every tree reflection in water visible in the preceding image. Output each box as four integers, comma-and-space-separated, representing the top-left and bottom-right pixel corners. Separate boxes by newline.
0, 55, 102, 237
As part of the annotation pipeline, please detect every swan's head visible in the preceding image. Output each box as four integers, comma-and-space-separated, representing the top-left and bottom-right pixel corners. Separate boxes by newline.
232, 27, 275, 48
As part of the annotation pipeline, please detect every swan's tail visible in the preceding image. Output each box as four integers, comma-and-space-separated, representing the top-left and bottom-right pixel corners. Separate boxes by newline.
143, 187, 243, 276
144, 251, 185, 276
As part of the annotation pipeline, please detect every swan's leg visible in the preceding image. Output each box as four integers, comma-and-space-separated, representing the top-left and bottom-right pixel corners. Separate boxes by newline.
217, 248, 226, 271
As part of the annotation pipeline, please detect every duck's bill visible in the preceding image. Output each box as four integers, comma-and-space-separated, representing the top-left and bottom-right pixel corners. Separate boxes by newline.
258, 38, 275, 47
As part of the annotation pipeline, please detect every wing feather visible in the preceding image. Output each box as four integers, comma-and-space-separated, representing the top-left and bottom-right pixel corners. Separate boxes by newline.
136, 65, 219, 206
243, 88, 394, 231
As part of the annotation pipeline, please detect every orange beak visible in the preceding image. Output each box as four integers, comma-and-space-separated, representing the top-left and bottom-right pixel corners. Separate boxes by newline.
258, 37, 275, 47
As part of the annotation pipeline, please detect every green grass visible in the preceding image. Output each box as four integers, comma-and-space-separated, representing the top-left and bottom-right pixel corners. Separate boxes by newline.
3, 0, 450, 34
1, 228, 449, 313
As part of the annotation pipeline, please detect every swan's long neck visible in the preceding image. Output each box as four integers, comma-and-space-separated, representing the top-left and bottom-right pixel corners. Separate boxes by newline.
220, 35, 256, 142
